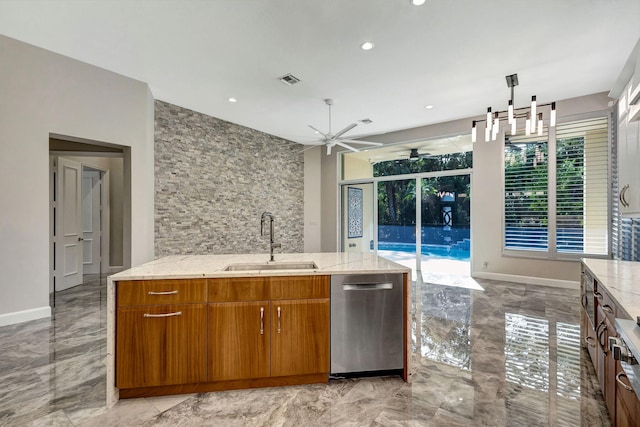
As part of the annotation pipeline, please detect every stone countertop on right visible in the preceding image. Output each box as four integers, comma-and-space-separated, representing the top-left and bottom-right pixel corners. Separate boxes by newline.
581, 258, 640, 320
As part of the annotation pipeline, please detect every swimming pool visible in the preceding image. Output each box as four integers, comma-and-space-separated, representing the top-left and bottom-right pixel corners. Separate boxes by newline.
378, 242, 470, 261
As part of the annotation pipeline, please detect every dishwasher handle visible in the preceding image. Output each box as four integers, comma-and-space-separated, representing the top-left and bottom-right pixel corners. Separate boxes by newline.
342, 282, 393, 291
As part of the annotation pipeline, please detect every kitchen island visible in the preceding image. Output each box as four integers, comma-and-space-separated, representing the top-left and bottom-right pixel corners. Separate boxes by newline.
106, 252, 411, 407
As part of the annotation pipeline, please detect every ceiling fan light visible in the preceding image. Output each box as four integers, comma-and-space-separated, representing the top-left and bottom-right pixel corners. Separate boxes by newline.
411, 0, 426, 5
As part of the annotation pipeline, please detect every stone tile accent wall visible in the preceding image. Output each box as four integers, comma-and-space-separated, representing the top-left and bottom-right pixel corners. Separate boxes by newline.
154, 100, 304, 257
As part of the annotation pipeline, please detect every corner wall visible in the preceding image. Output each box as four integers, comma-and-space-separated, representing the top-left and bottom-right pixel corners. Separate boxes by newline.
154, 101, 304, 256
0, 35, 154, 325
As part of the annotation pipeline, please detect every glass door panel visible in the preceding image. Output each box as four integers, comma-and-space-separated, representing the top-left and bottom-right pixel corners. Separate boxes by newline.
377, 179, 417, 272
420, 175, 471, 278
341, 183, 374, 253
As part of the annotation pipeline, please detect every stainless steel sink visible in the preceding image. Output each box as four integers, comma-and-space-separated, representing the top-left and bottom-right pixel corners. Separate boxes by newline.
223, 261, 318, 271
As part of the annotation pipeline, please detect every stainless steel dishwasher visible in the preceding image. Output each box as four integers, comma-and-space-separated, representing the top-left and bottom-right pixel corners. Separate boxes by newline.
330, 273, 404, 375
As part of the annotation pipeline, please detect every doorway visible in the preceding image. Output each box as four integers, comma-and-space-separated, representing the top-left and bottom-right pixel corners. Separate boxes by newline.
49, 137, 126, 293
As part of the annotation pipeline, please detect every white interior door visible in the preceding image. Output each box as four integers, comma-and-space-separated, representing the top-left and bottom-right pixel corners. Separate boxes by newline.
82, 169, 102, 275
56, 157, 83, 290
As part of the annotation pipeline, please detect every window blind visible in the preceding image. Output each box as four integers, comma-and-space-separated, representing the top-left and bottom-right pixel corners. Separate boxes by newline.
504, 135, 549, 251
555, 117, 609, 255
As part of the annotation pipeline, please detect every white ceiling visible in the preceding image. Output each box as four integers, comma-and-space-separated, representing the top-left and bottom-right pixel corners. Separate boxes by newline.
1, 0, 639, 146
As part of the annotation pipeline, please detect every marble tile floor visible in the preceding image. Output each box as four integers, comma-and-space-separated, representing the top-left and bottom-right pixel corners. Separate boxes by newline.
0, 275, 611, 426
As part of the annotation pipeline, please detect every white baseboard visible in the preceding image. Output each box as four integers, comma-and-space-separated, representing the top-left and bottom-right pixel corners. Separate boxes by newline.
0, 306, 51, 327
472, 271, 579, 289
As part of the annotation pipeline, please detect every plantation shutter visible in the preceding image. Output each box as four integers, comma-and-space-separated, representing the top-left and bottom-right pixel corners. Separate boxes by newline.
504, 135, 549, 251
555, 117, 608, 255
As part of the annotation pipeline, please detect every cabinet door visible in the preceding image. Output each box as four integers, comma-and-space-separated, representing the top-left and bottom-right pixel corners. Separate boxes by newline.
271, 299, 330, 377
615, 361, 640, 427
116, 304, 207, 388
208, 301, 270, 381
619, 118, 640, 215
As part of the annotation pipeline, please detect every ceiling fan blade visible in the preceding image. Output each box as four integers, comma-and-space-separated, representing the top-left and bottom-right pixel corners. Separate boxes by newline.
308, 125, 329, 138
326, 144, 332, 155
339, 139, 383, 146
332, 123, 357, 139
300, 144, 323, 153
335, 141, 360, 153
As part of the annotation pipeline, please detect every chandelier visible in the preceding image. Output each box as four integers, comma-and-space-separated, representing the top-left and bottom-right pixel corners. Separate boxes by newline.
471, 74, 556, 143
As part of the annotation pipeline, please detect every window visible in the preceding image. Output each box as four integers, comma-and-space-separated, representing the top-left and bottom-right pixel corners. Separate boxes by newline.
504, 116, 609, 257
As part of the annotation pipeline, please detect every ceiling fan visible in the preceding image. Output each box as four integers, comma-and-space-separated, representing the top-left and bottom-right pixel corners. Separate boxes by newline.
306, 99, 383, 155
396, 148, 435, 161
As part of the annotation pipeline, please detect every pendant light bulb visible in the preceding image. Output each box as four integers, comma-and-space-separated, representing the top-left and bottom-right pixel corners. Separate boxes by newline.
485, 124, 491, 142
508, 100, 514, 124
511, 118, 517, 135
471, 121, 477, 143
486, 107, 492, 131
550, 102, 556, 127
492, 112, 499, 140
537, 113, 543, 136
530, 96, 537, 132
525, 112, 531, 136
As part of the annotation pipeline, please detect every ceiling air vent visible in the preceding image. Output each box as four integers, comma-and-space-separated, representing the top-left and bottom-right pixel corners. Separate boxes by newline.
359, 118, 373, 124
278, 73, 301, 86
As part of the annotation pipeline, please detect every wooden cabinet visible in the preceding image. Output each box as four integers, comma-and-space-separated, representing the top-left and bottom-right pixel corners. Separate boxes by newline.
207, 275, 330, 382
271, 299, 330, 377
582, 262, 640, 426
208, 301, 270, 381
115, 274, 335, 396
116, 279, 208, 388
615, 360, 640, 427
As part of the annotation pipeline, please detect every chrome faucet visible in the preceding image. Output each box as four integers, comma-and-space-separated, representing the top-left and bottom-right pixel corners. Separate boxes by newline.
260, 212, 281, 262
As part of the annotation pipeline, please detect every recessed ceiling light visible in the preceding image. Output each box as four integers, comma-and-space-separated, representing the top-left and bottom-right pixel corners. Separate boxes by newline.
360, 42, 374, 51
424, 105, 433, 109
412, 0, 426, 5
228, 98, 237, 103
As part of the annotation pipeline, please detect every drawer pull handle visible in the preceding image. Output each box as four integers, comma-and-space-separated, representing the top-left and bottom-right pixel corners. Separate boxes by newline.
143, 311, 182, 318
277, 306, 281, 334
147, 290, 179, 296
343, 283, 393, 291
603, 305, 614, 314
620, 184, 630, 208
593, 291, 603, 300
616, 371, 634, 392
260, 307, 264, 335
584, 336, 596, 347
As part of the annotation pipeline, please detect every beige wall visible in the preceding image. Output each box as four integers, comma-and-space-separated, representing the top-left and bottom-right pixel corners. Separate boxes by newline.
304, 146, 323, 253
0, 35, 154, 325
322, 92, 612, 285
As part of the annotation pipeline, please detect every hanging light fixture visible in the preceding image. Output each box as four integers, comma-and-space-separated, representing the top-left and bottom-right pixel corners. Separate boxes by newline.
470, 74, 557, 143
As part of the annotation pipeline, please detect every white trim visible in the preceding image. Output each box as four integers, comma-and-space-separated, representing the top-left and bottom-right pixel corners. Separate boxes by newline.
0, 306, 52, 327
472, 271, 578, 289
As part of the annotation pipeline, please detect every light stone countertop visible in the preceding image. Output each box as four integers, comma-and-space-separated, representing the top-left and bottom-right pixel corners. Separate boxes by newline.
581, 258, 640, 320
106, 252, 411, 407
109, 252, 411, 280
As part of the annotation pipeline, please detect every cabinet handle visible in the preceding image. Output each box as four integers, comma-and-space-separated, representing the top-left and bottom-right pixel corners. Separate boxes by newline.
260, 307, 264, 335
581, 293, 588, 309
147, 290, 178, 296
593, 291, 603, 300
277, 306, 281, 334
602, 305, 614, 314
584, 336, 596, 347
616, 371, 635, 392
620, 184, 630, 208
143, 311, 182, 318
596, 320, 608, 352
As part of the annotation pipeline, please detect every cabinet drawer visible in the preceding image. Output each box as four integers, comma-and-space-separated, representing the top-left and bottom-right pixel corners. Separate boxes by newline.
596, 285, 617, 323
269, 276, 330, 300
117, 279, 207, 306
208, 277, 269, 302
